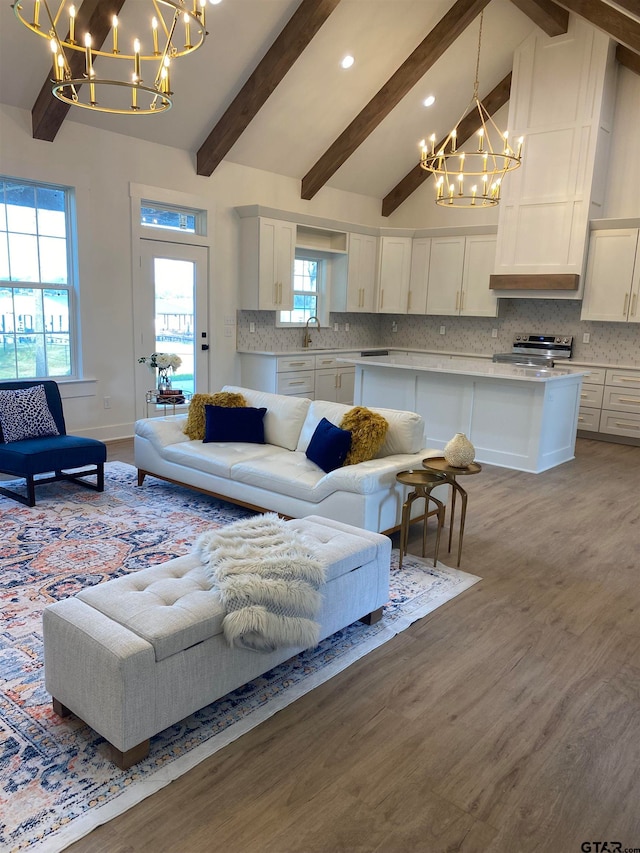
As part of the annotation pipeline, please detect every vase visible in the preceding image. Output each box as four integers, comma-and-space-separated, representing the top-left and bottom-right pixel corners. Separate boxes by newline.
443, 433, 475, 468
157, 368, 172, 393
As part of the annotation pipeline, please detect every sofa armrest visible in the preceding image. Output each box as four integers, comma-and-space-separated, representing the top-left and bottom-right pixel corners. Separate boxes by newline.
135, 415, 190, 451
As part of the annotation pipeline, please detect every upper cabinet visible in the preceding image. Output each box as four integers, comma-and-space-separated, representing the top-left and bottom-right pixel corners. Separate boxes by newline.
581, 228, 640, 323
407, 238, 431, 315
377, 236, 412, 313
426, 235, 498, 317
240, 216, 295, 310
342, 232, 378, 313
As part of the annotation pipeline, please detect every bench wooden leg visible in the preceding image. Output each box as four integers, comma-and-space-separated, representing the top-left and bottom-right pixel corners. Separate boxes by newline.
360, 607, 383, 625
52, 697, 72, 717
110, 740, 150, 770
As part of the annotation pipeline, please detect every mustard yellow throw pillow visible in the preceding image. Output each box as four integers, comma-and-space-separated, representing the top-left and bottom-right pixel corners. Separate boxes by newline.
183, 392, 247, 440
339, 406, 388, 466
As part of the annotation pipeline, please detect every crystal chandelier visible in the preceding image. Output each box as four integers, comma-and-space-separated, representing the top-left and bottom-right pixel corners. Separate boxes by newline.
419, 11, 523, 207
13, 0, 208, 114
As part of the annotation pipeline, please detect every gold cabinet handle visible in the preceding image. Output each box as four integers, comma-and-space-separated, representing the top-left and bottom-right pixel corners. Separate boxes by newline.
455, 291, 459, 311
407, 290, 412, 311
618, 376, 640, 383
289, 381, 305, 386
623, 292, 629, 315
460, 291, 465, 311
337, 373, 342, 388
380, 289, 384, 310
632, 294, 638, 317
615, 421, 640, 429
618, 397, 640, 405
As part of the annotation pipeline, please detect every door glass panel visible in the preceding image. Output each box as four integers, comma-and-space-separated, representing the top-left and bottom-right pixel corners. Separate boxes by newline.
154, 257, 195, 395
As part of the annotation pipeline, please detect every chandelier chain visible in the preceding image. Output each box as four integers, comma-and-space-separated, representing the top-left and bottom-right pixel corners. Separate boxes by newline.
473, 11, 484, 100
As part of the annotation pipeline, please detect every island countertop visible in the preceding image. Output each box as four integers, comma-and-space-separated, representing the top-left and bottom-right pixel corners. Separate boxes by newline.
339, 352, 591, 383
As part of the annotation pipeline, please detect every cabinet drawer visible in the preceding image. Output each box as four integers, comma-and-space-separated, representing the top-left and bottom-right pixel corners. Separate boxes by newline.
599, 409, 640, 438
579, 383, 604, 407
276, 370, 315, 395
576, 407, 600, 432
276, 355, 315, 373
605, 368, 640, 388
580, 367, 605, 385
602, 387, 640, 412
314, 354, 339, 369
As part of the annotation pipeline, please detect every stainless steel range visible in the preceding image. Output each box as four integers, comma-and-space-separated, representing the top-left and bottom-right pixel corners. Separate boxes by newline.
492, 334, 573, 368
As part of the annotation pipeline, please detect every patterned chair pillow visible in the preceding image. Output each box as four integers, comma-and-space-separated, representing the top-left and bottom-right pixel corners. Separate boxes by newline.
0, 384, 60, 443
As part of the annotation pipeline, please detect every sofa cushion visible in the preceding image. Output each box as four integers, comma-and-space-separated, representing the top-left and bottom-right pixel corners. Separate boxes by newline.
223, 386, 310, 451
340, 407, 388, 465
183, 392, 247, 440
305, 417, 352, 473
162, 440, 279, 478
204, 405, 267, 444
297, 400, 424, 457
0, 384, 60, 443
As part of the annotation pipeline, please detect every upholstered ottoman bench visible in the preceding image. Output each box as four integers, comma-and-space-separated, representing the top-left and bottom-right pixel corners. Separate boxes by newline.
43, 515, 391, 768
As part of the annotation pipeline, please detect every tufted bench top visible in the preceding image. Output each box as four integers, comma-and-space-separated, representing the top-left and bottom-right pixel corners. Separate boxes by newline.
75, 517, 382, 662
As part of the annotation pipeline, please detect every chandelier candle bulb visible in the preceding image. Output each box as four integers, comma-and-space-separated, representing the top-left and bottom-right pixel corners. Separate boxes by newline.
112, 16, 118, 53
131, 75, 138, 109
200, 0, 206, 27
458, 173, 464, 195
134, 39, 141, 80
471, 185, 477, 205
517, 137, 524, 159
69, 5, 75, 43
451, 129, 456, 152
430, 133, 436, 156
152, 17, 159, 55
84, 32, 93, 77
477, 128, 484, 152
184, 12, 191, 49
32, 0, 39, 28
164, 56, 171, 93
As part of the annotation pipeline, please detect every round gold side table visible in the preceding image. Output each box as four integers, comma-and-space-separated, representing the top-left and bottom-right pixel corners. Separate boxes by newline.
395, 469, 447, 569
422, 456, 482, 567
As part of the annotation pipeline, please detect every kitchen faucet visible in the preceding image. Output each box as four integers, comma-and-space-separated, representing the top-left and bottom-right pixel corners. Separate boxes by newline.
303, 316, 321, 348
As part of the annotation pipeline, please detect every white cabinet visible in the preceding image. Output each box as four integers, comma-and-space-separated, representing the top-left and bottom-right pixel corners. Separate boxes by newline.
575, 367, 605, 433
377, 236, 412, 313
599, 368, 640, 439
314, 353, 357, 404
581, 229, 640, 323
240, 217, 295, 310
426, 235, 497, 317
407, 238, 431, 315
340, 233, 378, 313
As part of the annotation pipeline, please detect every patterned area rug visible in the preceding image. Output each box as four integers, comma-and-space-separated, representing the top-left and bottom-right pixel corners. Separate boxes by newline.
0, 462, 480, 853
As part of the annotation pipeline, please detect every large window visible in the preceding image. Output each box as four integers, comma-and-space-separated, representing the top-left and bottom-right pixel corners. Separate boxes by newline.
0, 178, 74, 379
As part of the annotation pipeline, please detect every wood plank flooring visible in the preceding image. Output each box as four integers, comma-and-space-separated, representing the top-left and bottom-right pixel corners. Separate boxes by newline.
69, 437, 640, 853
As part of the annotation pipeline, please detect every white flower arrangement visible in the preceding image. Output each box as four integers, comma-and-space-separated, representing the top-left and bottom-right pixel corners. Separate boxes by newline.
138, 352, 182, 371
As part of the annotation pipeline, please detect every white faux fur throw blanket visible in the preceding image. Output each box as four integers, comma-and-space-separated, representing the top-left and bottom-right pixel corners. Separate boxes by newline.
194, 514, 326, 652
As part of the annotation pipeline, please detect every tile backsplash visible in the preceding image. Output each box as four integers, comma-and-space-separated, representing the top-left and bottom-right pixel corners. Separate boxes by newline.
237, 300, 640, 366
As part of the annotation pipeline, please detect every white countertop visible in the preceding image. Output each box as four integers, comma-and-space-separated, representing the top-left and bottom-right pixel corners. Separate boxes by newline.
340, 353, 589, 382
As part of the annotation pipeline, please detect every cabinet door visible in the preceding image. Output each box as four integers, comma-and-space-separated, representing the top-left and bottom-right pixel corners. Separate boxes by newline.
346, 233, 377, 312
378, 236, 412, 313
315, 368, 338, 402
258, 218, 295, 310
581, 229, 639, 322
426, 236, 465, 315
407, 238, 430, 315
461, 235, 498, 317
336, 367, 355, 404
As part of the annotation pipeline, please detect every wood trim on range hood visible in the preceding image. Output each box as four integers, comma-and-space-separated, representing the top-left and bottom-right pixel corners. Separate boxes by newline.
489, 274, 580, 290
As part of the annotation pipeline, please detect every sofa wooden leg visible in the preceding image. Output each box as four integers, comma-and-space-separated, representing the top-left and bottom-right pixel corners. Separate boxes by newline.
110, 740, 150, 770
137, 469, 146, 486
52, 697, 72, 717
360, 607, 383, 625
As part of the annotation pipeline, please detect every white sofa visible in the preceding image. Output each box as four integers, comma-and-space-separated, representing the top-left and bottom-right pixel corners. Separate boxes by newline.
134, 386, 447, 534
44, 516, 391, 767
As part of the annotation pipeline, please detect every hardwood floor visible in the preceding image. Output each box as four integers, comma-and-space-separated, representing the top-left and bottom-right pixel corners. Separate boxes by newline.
70, 437, 640, 853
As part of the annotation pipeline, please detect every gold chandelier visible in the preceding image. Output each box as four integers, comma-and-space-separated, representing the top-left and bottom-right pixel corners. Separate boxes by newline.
13, 0, 208, 114
419, 11, 522, 207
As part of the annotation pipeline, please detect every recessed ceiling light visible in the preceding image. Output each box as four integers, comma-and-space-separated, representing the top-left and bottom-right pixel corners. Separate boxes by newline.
341, 55, 355, 69
423, 95, 436, 107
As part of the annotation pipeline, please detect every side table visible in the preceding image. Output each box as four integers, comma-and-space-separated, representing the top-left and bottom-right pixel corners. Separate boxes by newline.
422, 457, 482, 567
395, 469, 447, 569
145, 391, 192, 418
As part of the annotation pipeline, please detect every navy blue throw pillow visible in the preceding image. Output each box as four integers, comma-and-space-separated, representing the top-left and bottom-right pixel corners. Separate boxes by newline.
203, 405, 267, 444
305, 417, 352, 473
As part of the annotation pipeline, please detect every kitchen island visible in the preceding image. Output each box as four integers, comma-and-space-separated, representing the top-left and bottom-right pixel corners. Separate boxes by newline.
341, 353, 588, 473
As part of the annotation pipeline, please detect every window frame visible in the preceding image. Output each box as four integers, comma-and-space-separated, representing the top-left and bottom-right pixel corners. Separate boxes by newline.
276, 249, 330, 328
0, 175, 78, 381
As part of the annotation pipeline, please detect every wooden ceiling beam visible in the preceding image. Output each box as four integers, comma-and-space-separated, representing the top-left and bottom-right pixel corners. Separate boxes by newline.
31, 0, 127, 141
382, 73, 512, 217
196, 0, 342, 177
508, 0, 569, 36
300, 0, 491, 201
617, 43, 640, 73
553, 0, 640, 52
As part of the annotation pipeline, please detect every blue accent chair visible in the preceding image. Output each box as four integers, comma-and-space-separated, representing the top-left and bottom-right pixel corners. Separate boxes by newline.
0, 380, 107, 507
